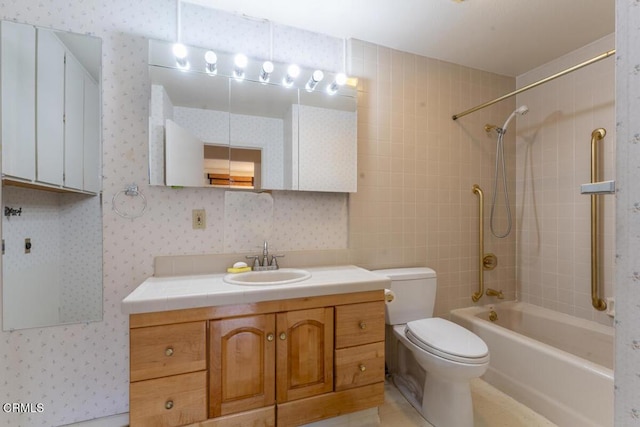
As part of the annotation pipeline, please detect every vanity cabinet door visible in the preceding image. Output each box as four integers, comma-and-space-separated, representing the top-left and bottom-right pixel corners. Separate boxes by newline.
210, 314, 276, 417
276, 307, 334, 403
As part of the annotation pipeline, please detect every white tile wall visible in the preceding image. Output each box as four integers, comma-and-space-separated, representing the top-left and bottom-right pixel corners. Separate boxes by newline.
515, 34, 615, 326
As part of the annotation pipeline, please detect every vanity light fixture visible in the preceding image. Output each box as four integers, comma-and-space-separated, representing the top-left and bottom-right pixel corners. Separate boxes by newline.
172, 43, 190, 70
327, 72, 347, 94
234, 53, 248, 80
204, 50, 218, 75
305, 70, 324, 92
260, 61, 274, 83
283, 64, 300, 87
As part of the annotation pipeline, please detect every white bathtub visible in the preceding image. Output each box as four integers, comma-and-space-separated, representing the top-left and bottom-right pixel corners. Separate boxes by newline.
450, 301, 613, 427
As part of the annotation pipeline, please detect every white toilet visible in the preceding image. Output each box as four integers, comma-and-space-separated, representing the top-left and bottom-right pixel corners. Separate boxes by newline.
374, 267, 489, 427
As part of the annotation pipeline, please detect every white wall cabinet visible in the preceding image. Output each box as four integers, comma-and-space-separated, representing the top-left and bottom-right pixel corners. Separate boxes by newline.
36, 29, 66, 186
83, 75, 101, 194
1, 24, 100, 194
63, 53, 85, 190
1, 21, 36, 182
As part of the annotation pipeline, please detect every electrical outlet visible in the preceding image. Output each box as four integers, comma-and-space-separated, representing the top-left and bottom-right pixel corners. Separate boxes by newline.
192, 209, 206, 230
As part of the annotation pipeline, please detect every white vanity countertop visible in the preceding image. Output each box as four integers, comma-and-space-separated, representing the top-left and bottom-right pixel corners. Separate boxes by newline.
121, 265, 390, 315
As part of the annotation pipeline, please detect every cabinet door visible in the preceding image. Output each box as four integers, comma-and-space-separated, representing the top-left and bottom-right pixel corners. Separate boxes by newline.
165, 119, 205, 187
210, 314, 276, 417
83, 74, 101, 193
64, 53, 85, 190
276, 307, 334, 403
36, 29, 65, 186
1, 21, 36, 181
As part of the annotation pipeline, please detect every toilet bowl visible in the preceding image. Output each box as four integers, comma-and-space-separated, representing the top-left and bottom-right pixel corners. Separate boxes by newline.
373, 268, 489, 427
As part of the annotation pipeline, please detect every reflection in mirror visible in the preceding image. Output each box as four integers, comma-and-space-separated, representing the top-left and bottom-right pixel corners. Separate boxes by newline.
1, 21, 102, 330
298, 90, 357, 192
148, 38, 358, 192
149, 65, 230, 186
229, 79, 298, 190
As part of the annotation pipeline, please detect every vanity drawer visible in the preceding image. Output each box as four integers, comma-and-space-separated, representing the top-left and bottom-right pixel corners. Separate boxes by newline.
130, 371, 207, 427
334, 341, 385, 391
131, 321, 206, 382
335, 301, 385, 349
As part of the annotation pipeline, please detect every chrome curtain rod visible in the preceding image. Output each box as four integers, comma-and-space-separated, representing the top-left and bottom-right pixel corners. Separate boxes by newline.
452, 49, 616, 121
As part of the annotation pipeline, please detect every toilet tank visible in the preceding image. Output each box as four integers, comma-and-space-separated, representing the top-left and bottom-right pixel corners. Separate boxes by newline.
373, 267, 437, 325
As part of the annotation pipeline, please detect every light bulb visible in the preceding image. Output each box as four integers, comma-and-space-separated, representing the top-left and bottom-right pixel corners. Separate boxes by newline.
234, 53, 248, 79
204, 50, 217, 75
283, 64, 300, 87
305, 70, 324, 91
327, 73, 348, 94
260, 61, 274, 83
172, 43, 189, 70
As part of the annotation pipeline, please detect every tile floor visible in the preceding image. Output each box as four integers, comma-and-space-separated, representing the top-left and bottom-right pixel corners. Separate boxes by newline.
306, 377, 556, 427
379, 378, 557, 427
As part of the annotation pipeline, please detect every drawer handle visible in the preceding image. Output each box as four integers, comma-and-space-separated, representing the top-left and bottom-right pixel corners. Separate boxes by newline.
359, 321, 367, 330
279, 332, 287, 340
165, 400, 174, 410
165, 347, 174, 357
359, 364, 366, 372
267, 333, 274, 342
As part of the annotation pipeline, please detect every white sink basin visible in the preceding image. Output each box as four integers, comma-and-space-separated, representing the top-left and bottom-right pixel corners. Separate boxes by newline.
223, 268, 311, 286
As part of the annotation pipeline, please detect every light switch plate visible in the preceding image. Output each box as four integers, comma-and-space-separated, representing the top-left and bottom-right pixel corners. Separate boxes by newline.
192, 209, 206, 229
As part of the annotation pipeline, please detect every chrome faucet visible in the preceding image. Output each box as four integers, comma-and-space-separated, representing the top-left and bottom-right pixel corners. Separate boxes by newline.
262, 240, 269, 267
486, 288, 504, 299
246, 241, 284, 271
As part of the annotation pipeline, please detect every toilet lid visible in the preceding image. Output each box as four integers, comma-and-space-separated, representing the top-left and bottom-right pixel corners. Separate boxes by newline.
405, 318, 489, 364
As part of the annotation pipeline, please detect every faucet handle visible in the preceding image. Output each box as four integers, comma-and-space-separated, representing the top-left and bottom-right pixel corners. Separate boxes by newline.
245, 255, 261, 269
270, 254, 285, 268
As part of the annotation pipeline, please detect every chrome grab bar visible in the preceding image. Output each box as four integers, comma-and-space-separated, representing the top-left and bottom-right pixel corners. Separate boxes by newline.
589, 128, 607, 311
472, 184, 484, 302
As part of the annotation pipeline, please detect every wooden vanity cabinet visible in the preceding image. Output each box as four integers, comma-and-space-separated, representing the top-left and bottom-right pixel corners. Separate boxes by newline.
129, 321, 208, 427
129, 290, 384, 427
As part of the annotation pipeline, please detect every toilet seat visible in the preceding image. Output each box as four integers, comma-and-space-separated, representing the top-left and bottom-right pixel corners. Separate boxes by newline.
405, 318, 489, 365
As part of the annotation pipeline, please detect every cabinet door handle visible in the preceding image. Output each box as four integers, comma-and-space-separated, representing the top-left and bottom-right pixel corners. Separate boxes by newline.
165, 400, 174, 410
359, 364, 366, 372
266, 333, 274, 342
165, 347, 174, 357
359, 321, 367, 330
279, 332, 287, 340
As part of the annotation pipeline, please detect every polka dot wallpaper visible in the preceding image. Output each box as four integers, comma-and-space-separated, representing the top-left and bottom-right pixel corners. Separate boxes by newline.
0, 1, 347, 425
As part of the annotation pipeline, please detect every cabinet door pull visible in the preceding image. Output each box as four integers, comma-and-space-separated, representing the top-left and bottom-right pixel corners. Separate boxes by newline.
359, 364, 366, 372
266, 333, 274, 342
165, 347, 174, 357
359, 321, 367, 330
279, 332, 287, 340
165, 400, 174, 410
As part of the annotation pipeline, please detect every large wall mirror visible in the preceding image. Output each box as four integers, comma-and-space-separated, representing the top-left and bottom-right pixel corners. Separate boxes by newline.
1, 21, 103, 330
148, 38, 358, 192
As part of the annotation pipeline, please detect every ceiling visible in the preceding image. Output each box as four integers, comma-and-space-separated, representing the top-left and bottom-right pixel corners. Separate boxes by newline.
184, 0, 615, 77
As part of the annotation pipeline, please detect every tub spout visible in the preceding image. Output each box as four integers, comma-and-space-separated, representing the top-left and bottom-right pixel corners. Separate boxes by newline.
486, 288, 504, 299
